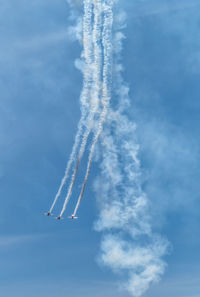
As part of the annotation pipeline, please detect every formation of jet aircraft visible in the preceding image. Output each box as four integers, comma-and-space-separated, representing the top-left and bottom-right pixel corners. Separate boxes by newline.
44, 213, 78, 220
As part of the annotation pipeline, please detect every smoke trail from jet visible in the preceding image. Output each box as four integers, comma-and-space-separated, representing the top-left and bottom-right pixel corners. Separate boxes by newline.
49, 0, 94, 213
59, 0, 103, 217
73, 0, 114, 217
58, 121, 90, 217
92, 6, 169, 297
51, 1, 169, 296
49, 124, 83, 213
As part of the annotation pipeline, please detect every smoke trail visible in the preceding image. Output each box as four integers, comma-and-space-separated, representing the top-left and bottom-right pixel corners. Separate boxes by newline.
59, 0, 103, 217
52, 1, 169, 296
58, 123, 90, 217
73, 0, 114, 217
93, 6, 169, 297
49, 0, 94, 213
49, 124, 83, 213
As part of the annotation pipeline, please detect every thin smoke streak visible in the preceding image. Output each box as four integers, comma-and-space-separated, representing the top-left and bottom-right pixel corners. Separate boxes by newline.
49, 0, 93, 213
59, 0, 103, 217
48, 1, 169, 296
59, 121, 90, 217
73, 1, 114, 217
49, 124, 83, 212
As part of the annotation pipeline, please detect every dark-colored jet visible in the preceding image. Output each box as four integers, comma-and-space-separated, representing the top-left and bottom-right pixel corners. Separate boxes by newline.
44, 211, 54, 216
56, 216, 64, 220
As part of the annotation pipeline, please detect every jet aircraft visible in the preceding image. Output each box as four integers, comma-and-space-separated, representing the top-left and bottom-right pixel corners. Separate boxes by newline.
45, 211, 54, 216
68, 215, 78, 219
56, 216, 64, 220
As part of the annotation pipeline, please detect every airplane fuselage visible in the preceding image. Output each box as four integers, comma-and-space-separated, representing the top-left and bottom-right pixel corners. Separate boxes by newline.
57, 216, 63, 220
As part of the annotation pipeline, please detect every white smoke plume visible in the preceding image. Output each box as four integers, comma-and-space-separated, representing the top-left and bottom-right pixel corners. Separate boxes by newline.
58, 0, 94, 217
59, 0, 104, 217
49, 122, 84, 213
50, 1, 169, 296
73, 0, 114, 217
50, 0, 95, 215
100, 235, 168, 297
93, 3, 169, 297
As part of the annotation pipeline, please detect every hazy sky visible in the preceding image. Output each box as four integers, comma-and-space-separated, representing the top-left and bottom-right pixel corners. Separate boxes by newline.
0, 0, 200, 296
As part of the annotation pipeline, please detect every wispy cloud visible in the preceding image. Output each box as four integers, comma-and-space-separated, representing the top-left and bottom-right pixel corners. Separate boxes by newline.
0, 29, 69, 65
0, 234, 48, 249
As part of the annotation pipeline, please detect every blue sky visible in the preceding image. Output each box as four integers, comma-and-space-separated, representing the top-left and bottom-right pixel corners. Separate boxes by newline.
0, 0, 200, 296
